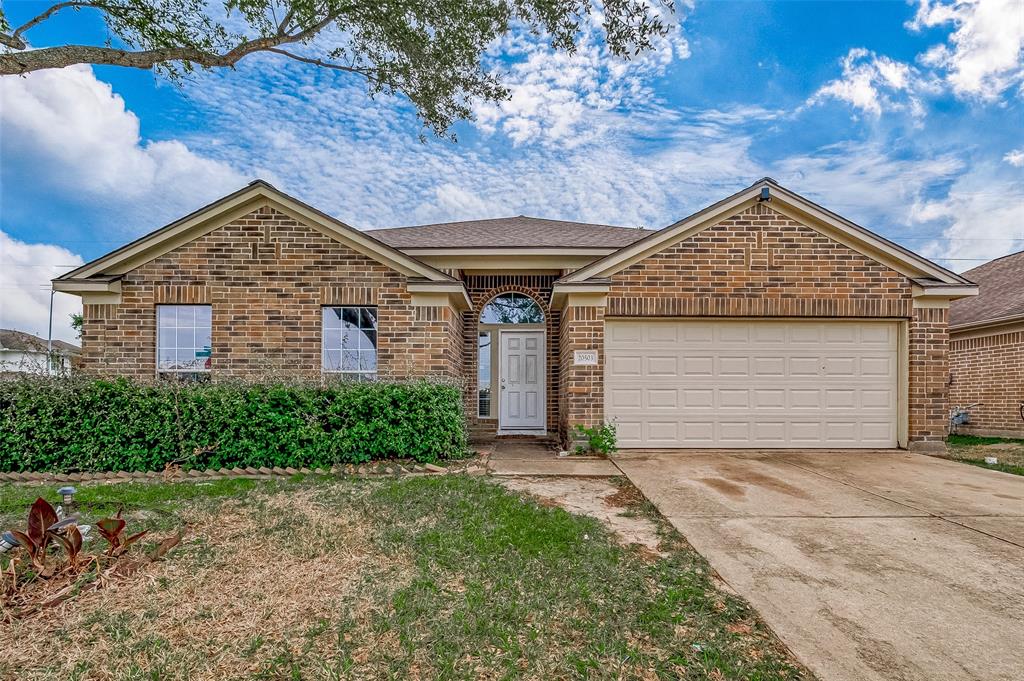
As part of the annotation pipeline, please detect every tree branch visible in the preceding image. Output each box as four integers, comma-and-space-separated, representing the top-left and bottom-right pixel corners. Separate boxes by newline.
2, 2, 102, 50
0, 12, 338, 76
264, 47, 377, 80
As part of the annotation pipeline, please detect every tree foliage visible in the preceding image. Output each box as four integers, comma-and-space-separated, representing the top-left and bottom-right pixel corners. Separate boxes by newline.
0, 0, 674, 136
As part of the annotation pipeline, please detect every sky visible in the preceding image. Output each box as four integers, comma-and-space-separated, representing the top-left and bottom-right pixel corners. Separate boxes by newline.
1, 0, 1022, 342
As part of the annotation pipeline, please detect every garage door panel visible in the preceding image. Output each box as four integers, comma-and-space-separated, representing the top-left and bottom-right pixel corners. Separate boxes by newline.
606, 320, 899, 448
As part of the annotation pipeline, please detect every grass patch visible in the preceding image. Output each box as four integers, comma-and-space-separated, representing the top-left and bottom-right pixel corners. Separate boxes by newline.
1, 476, 808, 680
946, 434, 1024, 476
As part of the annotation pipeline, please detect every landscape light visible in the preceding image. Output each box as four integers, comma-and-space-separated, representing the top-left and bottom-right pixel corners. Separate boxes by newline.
57, 486, 77, 508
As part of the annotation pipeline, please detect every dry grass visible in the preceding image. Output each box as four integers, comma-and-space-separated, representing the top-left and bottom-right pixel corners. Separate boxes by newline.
0, 476, 808, 680
1, 484, 412, 680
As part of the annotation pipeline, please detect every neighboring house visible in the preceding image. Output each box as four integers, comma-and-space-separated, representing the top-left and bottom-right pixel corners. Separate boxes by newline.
0, 328, 80, 375
52, 178, 977, 451
949, 251, 1024, 437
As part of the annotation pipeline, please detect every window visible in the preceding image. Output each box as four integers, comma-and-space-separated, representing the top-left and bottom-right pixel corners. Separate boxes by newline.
157, 305, 212, 380
480, 292, 544, 325
323, 307, 378, 379
478, 331, 492, 417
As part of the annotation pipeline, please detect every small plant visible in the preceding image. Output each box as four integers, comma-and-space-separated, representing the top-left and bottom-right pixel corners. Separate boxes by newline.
95, 510, 148, 557
572, 422, 618, 456
9, 498, 59, 572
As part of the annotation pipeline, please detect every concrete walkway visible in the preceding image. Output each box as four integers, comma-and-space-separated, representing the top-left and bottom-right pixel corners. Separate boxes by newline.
482, 439, 619, 476
612, 449, 1024, 681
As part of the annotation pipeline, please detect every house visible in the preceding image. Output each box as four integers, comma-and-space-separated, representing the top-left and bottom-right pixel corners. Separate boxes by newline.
949, 250, 1024, 437
52, 178, 977, 451
0, 328, 80, 375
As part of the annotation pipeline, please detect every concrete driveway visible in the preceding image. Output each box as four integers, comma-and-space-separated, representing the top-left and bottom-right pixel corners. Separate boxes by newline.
612, 450, 1024, 681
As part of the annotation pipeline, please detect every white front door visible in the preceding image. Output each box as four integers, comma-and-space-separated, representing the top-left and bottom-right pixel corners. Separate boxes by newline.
499, 331, 545, 430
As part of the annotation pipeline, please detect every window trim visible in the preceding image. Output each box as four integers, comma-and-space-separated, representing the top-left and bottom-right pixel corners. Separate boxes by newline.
155, 304, 212, 378
321, 305, 379, 379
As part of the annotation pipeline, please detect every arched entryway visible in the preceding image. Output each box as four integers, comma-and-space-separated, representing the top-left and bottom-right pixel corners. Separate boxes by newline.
478, 292, 547, 432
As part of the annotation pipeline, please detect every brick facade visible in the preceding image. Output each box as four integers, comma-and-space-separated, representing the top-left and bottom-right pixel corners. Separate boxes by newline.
81, 207, 462, 381
462, 275, 560, 435
950, 327, 1024, 437
558, 203, 947, 449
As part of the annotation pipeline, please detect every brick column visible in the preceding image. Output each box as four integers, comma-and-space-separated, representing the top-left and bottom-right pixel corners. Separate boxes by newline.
908, 307, 949, 451
558, 304, 605, 445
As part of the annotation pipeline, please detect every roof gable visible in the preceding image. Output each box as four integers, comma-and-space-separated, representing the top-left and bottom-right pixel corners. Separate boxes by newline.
560, 179, 973, 286
950, 250, 1024, 329
56, 181, 455, 283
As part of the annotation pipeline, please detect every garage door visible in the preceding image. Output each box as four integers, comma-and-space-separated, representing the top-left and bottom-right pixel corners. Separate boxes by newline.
605, 320, 899, 448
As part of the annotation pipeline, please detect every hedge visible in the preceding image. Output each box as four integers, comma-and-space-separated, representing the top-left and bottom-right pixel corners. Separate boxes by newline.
0, 377, 467, 472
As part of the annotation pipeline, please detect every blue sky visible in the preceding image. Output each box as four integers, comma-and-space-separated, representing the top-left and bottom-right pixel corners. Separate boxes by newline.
1, 0, 1022, 340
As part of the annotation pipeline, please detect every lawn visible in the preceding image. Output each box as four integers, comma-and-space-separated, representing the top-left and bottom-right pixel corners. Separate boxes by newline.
0, 475, 809, 680
946, 434, 1024, 476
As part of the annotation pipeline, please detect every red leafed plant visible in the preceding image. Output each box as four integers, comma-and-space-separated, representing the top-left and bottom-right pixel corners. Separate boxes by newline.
95, 510, 148, 557
9, 498, 59, 572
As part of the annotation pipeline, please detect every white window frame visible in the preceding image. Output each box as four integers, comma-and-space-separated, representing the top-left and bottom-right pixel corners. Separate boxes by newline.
156, 304, 212, 379
322, 306, 378, 379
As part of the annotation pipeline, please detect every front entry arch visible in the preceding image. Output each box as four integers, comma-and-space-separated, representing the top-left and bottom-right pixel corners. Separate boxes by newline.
479, 292, 547, 433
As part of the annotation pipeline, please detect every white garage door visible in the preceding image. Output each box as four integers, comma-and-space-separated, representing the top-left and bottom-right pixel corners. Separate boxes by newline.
605, 320, 899, 448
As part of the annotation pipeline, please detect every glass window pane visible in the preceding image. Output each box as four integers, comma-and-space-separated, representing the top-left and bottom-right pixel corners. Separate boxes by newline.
478, 388, 491, 417
324, 349, 341, 372
324, 329, 342, 351
342, 326, 359, 349
359, 308, 377, 329
342, 307, 359, 327
324, 307, 343, 328
196, 327, 212, 351
175, 328, 194, 350
480, 293, 544, 324
157, 350, 177, 370
158, 306, 176, 328
478, 332, 491, 383
359, 329, 377, 350
360, 350, 377, 372
342, 350, 360, 371
194, 305, 211, 327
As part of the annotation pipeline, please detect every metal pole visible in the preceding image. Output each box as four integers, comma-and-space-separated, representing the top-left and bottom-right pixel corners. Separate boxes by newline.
47, 288, 54, 376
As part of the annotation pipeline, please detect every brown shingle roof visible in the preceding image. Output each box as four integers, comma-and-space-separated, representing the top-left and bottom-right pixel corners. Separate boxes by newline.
365, 216, 654, 249
0, 329, 80, 355
949, 250, 1024, 328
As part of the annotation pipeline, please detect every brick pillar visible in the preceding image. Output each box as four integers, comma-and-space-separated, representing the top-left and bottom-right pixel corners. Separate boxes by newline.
908, 307, 949, 452
558, 304, 605, 445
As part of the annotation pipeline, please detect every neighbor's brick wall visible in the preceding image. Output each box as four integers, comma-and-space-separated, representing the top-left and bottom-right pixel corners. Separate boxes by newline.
81, 206, 460, 380
462, 275, 560, 435
950, 327, 1024, 437
558, 202, 948, 447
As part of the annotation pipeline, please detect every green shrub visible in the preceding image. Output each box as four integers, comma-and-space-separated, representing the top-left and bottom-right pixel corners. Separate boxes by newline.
0, 376, 467, 472
572, 422, 617, 455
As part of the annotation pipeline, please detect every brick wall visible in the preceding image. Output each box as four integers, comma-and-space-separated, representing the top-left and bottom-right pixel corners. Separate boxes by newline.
908, 307, 950, 448
81, 206, 461, 381
558, 304, 604, 441
950, 327, 1024, 437
462, 275, 559, 435
558, 202, 947, 448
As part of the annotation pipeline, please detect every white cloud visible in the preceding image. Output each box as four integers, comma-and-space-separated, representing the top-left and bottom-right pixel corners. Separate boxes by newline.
1004, 148, 1024, 166
914, 169, 1024, 269
0, 65, 245, 230
908, 0, 1024, 100
0, 231, 84, 343
809, 48, 923, 116
474, 8, 692, 146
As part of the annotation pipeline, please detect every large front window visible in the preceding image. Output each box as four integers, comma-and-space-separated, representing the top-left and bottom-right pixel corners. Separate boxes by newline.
157, 305, 212, 379
322, 306, 378, 379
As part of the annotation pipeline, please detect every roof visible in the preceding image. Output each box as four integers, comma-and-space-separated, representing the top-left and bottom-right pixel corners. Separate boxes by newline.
949, 250, 1024, 329
559, 178, 975, 287
0, 329, 80, 355
365, 216, 654, 249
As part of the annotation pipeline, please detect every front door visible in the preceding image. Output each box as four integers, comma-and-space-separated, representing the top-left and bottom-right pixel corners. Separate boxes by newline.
499, 331, 545, 430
